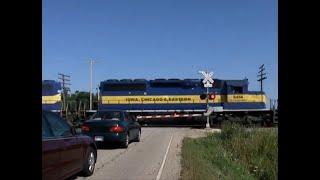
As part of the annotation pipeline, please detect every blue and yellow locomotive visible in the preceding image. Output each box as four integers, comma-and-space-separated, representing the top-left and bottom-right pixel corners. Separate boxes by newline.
99, 78, 276, 126
42, 80, 62, 112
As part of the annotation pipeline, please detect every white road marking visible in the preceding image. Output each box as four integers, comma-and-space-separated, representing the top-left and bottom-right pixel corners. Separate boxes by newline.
156, 134, 174, 180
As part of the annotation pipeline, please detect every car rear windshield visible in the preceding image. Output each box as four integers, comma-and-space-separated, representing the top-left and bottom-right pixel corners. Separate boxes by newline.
90, 111, 122, 121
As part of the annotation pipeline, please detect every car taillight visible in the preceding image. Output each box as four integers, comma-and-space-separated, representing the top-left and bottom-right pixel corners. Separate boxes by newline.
81, 125, 90, 132
110, 126, 123, 132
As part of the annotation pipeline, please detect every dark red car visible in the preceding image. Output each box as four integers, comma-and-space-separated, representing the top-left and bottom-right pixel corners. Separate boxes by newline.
42, 110, 97, 180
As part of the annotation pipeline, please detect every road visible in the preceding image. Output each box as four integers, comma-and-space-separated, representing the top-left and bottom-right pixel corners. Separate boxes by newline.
72, 127, 208, 180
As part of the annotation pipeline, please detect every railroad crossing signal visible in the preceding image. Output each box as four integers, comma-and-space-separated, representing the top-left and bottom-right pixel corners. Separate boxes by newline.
209, 94, 216, 100
198, 70, 214, 129
199, 71, 214, 87
200, 93, 216, 100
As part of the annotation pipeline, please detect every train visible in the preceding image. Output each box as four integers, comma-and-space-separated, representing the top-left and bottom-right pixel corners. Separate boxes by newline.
99, 78, 278, 126
42, 80, 62, 112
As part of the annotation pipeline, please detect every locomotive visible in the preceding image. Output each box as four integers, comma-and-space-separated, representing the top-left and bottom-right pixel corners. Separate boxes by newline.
42, 80, 62, 112
98, 78, 278, 126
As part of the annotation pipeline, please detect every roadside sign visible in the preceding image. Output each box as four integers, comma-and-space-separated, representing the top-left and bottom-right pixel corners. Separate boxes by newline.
199, 71, 214, 87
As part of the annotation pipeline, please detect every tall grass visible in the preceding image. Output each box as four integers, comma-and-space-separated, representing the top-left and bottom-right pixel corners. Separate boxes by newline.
180, 122, 278, 180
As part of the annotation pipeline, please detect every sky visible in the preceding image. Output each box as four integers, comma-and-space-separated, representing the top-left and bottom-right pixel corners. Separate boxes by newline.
42, 0, 278, 100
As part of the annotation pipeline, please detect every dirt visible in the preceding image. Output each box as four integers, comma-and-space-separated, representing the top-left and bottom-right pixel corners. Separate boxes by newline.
184, 128, 221, 139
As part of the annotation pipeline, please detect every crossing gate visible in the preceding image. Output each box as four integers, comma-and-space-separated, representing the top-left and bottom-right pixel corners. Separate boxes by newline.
136, 113, 203, 120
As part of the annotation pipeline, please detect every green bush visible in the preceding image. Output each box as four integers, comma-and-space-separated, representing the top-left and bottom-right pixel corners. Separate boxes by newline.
181, 124, 278, 180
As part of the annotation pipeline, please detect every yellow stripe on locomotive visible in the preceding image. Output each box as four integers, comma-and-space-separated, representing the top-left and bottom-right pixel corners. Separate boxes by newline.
101, 94, 266, 104
42, 94, 62, 104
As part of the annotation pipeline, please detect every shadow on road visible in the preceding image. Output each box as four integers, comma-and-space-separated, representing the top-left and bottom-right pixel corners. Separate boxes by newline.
96, 144, 124, 150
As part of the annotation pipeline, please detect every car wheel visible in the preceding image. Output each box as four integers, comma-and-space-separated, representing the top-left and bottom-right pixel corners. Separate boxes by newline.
81, 147, 96, 176
121, 133, 129, 148
134, 130, 141, 142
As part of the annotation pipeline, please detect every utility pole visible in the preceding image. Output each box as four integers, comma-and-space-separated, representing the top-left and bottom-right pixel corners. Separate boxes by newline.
88, 60, 95, 110
58, 73, 71, 111
257, 64, 267, 92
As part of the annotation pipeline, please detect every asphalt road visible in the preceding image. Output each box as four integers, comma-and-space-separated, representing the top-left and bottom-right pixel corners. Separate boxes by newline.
73, 127, 206, 180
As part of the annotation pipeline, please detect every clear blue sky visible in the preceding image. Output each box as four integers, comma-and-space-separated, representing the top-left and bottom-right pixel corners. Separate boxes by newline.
42, 0, 278, 99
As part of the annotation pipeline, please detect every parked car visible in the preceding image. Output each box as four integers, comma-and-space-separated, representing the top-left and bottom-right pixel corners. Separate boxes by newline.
42, 110, 97, 180
81, 109, 141, 148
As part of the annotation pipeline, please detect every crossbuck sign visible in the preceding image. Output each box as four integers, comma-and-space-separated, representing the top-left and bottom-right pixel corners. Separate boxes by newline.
199, 71, 214, 88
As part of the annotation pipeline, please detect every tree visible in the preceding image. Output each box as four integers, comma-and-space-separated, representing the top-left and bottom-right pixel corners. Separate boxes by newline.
66, 91, 98, 110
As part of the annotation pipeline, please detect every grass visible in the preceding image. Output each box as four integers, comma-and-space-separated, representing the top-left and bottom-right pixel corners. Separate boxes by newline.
180, 122, 278, 180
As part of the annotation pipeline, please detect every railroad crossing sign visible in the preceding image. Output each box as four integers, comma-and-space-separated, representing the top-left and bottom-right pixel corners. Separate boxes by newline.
199, 71, 214, 87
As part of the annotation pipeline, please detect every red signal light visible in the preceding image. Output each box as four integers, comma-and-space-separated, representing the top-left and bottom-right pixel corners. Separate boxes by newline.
209, 94, 216, 100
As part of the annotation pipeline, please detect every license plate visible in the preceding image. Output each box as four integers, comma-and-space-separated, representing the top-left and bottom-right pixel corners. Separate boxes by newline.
94, 136, 104, 141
